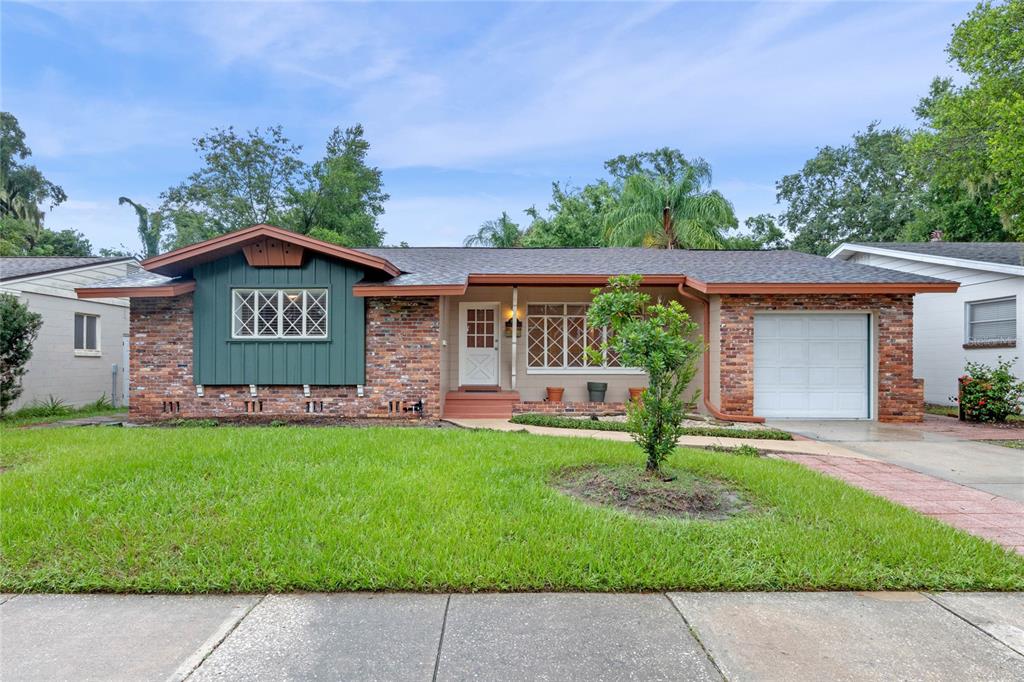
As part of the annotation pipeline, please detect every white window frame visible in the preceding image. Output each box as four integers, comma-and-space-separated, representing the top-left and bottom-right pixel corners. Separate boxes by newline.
74, 312, 101, 356
964, 296, 1017, 345
231, 288, 329, 340
525, 302, 644, 375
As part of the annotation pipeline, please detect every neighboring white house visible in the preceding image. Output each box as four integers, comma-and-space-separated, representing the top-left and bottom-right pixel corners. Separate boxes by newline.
829, 242, 1024, 406
0, 256, 139, 411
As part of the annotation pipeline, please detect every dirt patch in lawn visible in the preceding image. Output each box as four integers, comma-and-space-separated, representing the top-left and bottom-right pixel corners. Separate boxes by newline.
552, 464, 751, 521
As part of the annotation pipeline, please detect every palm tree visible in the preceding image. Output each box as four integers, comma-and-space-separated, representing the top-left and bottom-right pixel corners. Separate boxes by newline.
463, 211, 525, 247
604, 165, 737, 249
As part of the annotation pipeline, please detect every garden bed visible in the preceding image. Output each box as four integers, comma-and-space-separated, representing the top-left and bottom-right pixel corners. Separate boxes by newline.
509, 412, 793, 440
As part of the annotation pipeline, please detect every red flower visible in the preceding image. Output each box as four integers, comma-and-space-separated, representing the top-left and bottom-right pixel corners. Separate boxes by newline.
979, 399, 987, 406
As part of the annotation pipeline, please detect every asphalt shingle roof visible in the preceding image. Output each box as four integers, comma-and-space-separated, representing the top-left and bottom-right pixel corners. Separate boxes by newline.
852, 242, 1024, 267
0, 256, 131, 282
75, 270, 185, 289
359, 247, 955, 287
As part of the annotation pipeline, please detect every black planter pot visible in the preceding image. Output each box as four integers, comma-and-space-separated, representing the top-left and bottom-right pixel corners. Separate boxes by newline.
587, 381, 608, 402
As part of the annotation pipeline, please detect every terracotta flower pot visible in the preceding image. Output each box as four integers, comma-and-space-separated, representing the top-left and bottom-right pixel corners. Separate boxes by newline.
546, 387, 565, 402
628, 387, 645, 403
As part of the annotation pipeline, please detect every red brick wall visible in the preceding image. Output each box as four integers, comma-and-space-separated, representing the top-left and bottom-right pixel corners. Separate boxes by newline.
512, 401, 627, 416
718, 293, 923, 423
129, 293, 441, 420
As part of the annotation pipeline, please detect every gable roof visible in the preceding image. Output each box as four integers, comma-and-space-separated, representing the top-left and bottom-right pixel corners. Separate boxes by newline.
1, 256, 132, 282
353, 246, 958, 295
829, 242, 1024, 276
78, 225, 960, 299
140, 224, 401, 277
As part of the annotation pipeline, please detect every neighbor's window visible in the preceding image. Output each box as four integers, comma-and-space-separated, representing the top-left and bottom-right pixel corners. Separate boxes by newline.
74, 313, 100, 353
966, 297, 1017, 345
526, 303, 622, 370
232, 289, 328, 339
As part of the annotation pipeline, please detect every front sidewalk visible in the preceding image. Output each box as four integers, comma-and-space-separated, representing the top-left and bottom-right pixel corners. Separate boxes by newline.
2, 591, 1021, 681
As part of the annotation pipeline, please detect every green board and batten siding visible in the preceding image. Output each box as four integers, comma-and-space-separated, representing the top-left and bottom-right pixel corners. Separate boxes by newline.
192, 253, 366, 385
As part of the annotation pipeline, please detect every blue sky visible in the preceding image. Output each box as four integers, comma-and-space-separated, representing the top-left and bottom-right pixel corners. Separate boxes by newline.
3, 1, 969, 251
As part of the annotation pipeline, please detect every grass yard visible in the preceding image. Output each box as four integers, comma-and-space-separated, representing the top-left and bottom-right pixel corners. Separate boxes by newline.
1, 427, 1021, 593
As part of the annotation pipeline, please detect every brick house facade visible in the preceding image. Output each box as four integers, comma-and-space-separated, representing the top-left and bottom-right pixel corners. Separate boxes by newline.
129, 293, 441, 420
718, 293, 922, 422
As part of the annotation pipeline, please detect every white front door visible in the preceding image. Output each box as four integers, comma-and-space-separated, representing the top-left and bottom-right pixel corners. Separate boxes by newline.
459, 303, 500, 386
754, 313, 870, 419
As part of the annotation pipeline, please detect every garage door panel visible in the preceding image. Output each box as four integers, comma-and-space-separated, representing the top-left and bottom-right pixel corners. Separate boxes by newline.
754, 313, 869, 419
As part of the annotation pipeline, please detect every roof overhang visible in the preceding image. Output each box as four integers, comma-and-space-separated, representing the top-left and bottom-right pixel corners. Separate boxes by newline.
0, 257, 136, 286
140, 224, 401, 277
77, 280, 197, 299
684, 277, 959, 294
829, 243, 1024, 277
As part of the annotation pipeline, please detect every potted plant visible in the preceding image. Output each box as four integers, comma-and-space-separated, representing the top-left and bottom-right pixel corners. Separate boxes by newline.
587, 381, 608, 402
546, 386, 565, 402
628, 387, 645, 403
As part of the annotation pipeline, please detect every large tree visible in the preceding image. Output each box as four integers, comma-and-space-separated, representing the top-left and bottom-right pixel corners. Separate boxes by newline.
160, 126, 305, 249
908, 0, 1023, 238
722, 214, 790, 250
463, 212, 526, 247
604, 159, 736, 249
777, 123, 920, 255
522, 181, 615, 248
99, 197, 164, 260
285, 125, 388, 247
0, 113, 91, 256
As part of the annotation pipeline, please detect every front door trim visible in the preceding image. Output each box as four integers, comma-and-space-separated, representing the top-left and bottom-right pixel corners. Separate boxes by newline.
458, 301, 501, 387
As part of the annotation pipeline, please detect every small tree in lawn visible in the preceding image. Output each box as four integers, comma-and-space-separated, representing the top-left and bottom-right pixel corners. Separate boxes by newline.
0, 293, 43, 415
587, 275, 702, 474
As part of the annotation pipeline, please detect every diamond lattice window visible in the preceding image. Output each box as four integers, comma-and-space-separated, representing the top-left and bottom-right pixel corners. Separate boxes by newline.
232, 289, 328, 339
525, 303, 621, 369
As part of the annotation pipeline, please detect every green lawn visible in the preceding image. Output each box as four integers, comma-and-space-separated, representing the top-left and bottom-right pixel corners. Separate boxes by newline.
1, 427, 1021, 593
0, 404, 127, 428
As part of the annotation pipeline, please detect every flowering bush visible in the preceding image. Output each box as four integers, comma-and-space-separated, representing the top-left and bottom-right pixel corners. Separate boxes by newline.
955, 358, 1024, 423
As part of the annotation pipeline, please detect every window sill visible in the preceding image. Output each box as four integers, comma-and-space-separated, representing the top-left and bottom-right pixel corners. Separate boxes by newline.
74, 349, 102, 357
963, 340, 1016, 350
526, 367, 646, 376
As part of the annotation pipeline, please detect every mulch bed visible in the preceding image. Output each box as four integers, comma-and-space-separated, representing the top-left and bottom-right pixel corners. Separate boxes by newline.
552, 464, 750, 521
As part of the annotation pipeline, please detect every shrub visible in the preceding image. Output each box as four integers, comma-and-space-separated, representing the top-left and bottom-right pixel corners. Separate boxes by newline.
733, 445, 761, 457
955, 358, 1024, 423
0, 293, 43, 415
586, 275, 702, 473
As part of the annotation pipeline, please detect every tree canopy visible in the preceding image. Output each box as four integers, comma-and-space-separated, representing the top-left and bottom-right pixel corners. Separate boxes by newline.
463, 212, 526, 247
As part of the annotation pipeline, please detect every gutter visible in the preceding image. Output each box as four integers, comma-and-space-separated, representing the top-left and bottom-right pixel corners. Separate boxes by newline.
676, 282, 765, 424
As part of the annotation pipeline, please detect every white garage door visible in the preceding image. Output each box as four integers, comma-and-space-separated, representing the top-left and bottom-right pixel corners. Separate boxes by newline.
754, 314, 870, 419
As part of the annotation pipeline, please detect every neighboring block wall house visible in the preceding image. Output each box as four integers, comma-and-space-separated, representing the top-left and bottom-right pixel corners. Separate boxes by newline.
1, 257, 137, 410
830, 242, 1024, 406
79, 225, 959, 423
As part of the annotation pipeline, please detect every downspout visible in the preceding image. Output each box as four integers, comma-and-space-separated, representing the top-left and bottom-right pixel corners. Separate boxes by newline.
677, 283, 765, 423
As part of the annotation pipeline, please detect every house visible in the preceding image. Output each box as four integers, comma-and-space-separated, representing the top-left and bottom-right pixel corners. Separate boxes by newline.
1, 256, 139, 410
76, 225, 958, 422
829, 242, 1024, 406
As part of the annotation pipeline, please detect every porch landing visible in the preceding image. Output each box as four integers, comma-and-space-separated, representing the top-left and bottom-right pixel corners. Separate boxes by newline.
444, 391, 521, 419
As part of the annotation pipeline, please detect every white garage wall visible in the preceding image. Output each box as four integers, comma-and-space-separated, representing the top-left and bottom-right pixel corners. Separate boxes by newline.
847, 252, 1024, 405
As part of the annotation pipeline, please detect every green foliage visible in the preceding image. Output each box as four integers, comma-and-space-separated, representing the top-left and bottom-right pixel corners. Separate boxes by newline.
509, 412, 793, 440
0, 113, 92, 256
778, 123, 920, 255
586, 275, 703, 472
522, 181, 614, 248
956, 357, 1024, 423
463, 211, 526, 247
0, 294, 43, 415
285, 124, 388, 247
732, 445, 761, 457
113, 197, 163, 259
722, 214, 790, 250
910, 1, 1024, 237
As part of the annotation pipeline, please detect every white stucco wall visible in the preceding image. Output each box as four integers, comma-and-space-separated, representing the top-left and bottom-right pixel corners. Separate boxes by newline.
2, 261, 134, 410
846, 251, 1024, 405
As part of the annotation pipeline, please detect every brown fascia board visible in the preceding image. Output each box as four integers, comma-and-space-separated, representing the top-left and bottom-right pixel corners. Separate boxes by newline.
140, 224, 400, 278
684, 277, 960, 295
352, 283, 469, 297
76, 281, 197, 299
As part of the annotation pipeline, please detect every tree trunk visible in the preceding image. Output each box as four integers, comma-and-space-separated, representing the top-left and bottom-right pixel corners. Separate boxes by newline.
662, 206, 674, 249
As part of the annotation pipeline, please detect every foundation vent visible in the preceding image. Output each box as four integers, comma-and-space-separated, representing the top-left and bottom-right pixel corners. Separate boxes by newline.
245, 400, 263, 413
162, 401, 180, 413
306, 401, 324, 413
